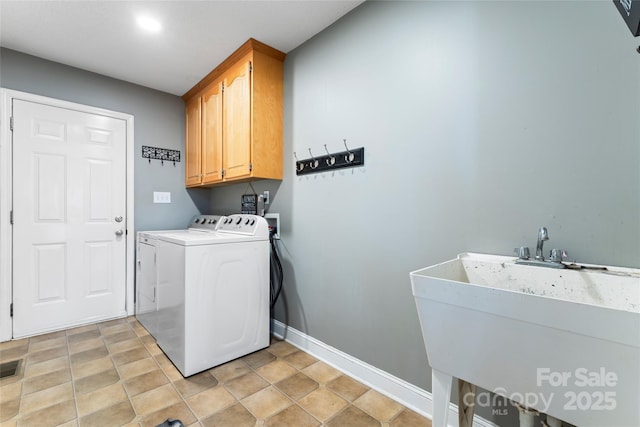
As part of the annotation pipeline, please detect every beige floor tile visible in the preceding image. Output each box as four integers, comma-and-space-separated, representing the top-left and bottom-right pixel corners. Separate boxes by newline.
68, 337, 104, 355
70, 346, 109, 365
5, 318, 421, 427
28, 331, 66, 345
65, 323, 98, 336
265, 404, 321, 427
210, 359, 250, 383
66, 330, 101, 344
0, 338, 29, 352
302, 361, 342, 384
123, 370, 169, 397
298, 387, 348, 422
78, 400, 135, 427
275, 372, 319, 401
25, 356, 68, 378
326, 404, 380, 427
22, 368, 71, 395
0, 398, 19, 423
265, 340, 298, 358
74, 367, 119, 395
0, 380, 22, 401
200, 402, 256, 427
19, 382, 73, 415
283, 350, 318, 370
76, 383, 128, 417
0, 344, 29, 363
17, 399, 76, 427
255, 360, 297, 384
139, 402, 196, 427
71, 356, 114, 379
102, 330, 137, 345
354, 389, 404, 421
242, 349, 276, 369
28, 336, 66, 353
27, 346, 68, 365
390, 408, 432, 427
241, 386, 292, 419
225, 371, 269, 400
186, 386, 237, 419
173, 371, 218, 398
118, 357, 159, 380
112, 347, 151, 366
131, 383, 181, 416
99, 322, 132, 337
108, 338, 144, 355
327, 375, 370, 402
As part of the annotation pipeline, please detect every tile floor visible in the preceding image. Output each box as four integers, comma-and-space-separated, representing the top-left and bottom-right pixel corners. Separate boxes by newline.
0, 316, 432, 427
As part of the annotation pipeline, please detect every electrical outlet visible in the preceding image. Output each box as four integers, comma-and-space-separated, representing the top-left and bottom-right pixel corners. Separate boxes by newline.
263, 190, 270, 205
153, 192, 171, 203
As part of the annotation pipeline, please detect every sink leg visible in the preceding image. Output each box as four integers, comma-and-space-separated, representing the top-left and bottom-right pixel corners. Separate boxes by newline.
458, 380, 476, 427
432, 369, 453, 427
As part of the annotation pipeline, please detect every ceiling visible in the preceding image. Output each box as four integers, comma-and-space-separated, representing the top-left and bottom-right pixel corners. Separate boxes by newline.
0, 0, 365, 96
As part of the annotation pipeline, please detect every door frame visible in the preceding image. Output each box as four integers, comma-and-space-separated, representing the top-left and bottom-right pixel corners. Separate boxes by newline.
0, 89, 135, 342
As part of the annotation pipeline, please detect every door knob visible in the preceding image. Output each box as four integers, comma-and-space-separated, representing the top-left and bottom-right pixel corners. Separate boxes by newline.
115, 216, 123, 222
115, 229, 124, 236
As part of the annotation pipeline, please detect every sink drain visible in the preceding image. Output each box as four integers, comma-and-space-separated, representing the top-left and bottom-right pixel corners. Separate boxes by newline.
0, 360, 21, 379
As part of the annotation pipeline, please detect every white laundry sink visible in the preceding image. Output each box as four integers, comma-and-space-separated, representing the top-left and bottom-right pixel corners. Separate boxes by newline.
410, 253, 640, 427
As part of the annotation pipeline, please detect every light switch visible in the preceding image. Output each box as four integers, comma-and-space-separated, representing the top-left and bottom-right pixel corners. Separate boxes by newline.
153, 192, 171, 204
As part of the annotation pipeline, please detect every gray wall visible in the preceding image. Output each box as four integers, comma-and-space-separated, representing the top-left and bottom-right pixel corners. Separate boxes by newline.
0, 48, 208, 232
209, 1, 639, 425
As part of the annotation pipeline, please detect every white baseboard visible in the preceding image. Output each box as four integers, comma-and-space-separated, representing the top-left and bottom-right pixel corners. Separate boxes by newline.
271, 319, 498, 427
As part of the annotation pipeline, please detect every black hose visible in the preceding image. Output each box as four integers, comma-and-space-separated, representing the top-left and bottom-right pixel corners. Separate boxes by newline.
269, 232, 283, 309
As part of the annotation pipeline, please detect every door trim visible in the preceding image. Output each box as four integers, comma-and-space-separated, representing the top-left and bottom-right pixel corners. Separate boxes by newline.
0, 89, 135, 342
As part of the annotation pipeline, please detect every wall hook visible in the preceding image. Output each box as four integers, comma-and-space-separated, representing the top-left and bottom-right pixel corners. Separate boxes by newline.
343, 139, 355, 163
294, 152, 305, 172
324, 144, 336, 166
308, 148, 319, 169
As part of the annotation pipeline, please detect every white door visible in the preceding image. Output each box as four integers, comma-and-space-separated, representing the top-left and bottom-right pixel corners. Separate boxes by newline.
12, 99, 127, 338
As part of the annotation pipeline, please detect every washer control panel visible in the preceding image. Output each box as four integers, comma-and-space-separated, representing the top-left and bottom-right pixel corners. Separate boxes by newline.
188, 215, 225, 231
218, 214, 269, 237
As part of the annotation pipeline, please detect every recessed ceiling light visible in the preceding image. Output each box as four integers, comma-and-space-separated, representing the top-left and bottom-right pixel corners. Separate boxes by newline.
137, 16, 161, 32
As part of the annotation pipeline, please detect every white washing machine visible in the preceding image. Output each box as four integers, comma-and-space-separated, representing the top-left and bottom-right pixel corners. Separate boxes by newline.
136, 215, 225, 338
135, 214, 270, 377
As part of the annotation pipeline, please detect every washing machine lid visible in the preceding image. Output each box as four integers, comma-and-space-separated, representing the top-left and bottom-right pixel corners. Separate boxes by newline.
154, 231, 265, 246
153, 215, 269, 246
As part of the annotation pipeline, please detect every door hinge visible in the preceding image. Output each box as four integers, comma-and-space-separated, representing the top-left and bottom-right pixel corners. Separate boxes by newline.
9, 210, 13, 225
10, 303, 13, 317
10, 117, 14, 132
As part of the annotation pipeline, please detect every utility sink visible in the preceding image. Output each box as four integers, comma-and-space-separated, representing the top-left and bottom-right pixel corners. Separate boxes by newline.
410, 253, 640, 427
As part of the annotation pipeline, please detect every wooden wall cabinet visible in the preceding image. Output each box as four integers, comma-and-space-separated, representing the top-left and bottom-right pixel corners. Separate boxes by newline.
183, 39, 285, 187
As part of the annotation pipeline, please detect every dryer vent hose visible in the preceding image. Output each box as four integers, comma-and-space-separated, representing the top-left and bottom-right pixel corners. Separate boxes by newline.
270, 231, 283, 309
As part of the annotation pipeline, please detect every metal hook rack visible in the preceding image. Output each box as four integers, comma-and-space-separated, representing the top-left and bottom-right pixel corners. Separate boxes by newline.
142, 146, 181, 166
294, 140, 364, 176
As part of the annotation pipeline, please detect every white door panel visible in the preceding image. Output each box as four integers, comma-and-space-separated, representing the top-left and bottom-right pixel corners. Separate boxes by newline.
12, 99, 127, 337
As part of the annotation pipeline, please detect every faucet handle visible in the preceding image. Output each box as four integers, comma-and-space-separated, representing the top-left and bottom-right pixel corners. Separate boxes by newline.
549, 249, 567, 263
514, 246, 530, 260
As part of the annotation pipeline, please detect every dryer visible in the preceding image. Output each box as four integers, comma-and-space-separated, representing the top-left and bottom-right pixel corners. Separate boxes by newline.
136, 214, 269, 377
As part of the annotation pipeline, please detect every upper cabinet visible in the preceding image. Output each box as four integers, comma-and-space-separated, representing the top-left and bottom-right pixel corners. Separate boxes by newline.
183, 39, 285, 187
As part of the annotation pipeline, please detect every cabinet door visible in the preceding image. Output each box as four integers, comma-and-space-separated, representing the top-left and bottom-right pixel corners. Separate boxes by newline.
202, 80, 223, 184
185, 96, 202, 186
223, 58, 252, 180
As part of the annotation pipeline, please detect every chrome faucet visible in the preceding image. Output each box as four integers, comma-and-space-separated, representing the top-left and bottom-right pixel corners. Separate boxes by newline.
535, 227, 549, 261
515, 226, 566, 269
